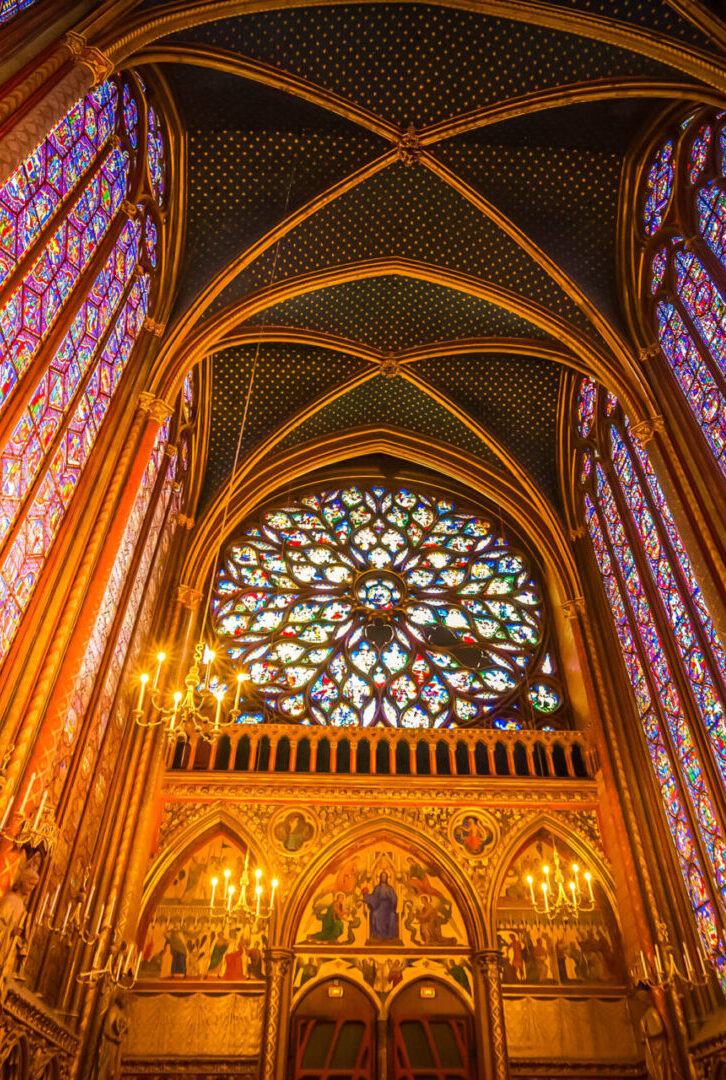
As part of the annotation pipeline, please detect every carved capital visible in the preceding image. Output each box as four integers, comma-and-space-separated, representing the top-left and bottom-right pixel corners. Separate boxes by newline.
630, 415, 666, 446
63, 31, 86, 59
138, 392, 173, 425
471, 948, 504, 980
120, 199, 138, 218
568, 526, 586, 542
638, 344, 660, 365
267, 947, 295, 976
75, 45, 114, 87
397, 124, 423, 166
561, 596, 586, 620
163, 442, 177, 460
176, 514, 195, 530
176, 584, 204, 609
142, 317, 166, 338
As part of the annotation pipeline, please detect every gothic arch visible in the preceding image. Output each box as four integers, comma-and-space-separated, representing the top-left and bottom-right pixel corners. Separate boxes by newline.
138, 807, 267, 927
486, 811, 620, 943
278, 816, 488, 952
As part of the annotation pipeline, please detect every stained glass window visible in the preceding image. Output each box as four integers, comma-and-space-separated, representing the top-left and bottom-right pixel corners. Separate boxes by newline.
0, 74, 168, 663
212, 486, 563, 728
643, 141, 674, 236
641, 111, 726, 487
576, 378, 726, 980
0, 0, 40, 26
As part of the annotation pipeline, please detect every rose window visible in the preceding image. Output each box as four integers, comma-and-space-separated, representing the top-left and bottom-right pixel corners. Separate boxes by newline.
212, 486, 560, 728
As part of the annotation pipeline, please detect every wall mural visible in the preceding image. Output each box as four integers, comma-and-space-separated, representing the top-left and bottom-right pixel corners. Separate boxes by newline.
496, 834, 626, 986
138, 834, 267, 983
294, 838, 471, 1004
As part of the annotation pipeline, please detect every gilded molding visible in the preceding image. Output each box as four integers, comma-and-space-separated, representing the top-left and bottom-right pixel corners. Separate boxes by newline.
138, 392, 173, 424
75, 46, 114, 87
176, 514, 195, 530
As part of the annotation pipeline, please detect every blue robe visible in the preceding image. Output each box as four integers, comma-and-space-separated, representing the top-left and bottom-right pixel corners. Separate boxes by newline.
363, 883, 398, 940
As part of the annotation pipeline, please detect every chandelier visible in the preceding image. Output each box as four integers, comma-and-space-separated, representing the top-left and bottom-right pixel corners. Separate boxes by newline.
526, 841, 595, 921
133, 642, 249, 741
210, 851, 278, 926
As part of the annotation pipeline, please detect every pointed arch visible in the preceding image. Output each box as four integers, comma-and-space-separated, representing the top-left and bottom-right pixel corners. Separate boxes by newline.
278, 816, 487, 951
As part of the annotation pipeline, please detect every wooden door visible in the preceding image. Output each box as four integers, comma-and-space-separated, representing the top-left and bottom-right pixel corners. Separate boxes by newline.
291, 978, 376, 1080
390, 980, 473, 1080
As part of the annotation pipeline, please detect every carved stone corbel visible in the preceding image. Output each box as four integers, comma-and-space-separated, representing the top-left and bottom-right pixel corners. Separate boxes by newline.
561, 596, 586, 620
176, 584, 204, 609
629, 415, 666, 447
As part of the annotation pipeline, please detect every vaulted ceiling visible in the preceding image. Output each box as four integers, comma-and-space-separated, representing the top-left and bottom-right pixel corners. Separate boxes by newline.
126, 0, 723, 529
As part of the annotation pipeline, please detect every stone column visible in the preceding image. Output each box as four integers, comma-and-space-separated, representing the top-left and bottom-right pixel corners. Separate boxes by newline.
471, 950, 509, 1080
0, 34, 113, 188
260, 948, 295, 1080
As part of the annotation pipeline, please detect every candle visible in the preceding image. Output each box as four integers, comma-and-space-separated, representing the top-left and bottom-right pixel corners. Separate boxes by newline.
153, 652, 166, 690
223, 868, 231, 900
640, 950, 648, 978
107, 893, 117, 926
61, 902, 72, 933
38, 893, 49, 923
683, 943, 695, 980
91, 938, 103, 970
698, 945, 709, 977
95, 903, 105, 936
526, 876, 535, 905
137, 673, 149, 711
569, 881, 576, 904
32, 790, 47, 831
49, 884, 60, 919
655, 946, 663, 977
115, 947, 125, 982
227, 885, 235, 912
584, 872, 594, 901
204, 648, 215, 687
214, 690, 224, 729
233, 672, 244, 712
135, 952, 142, 979
84, 883, 95, 920
170, 691, 182, 731
0, 794, 13, 830
255, 884, 262, 918
541, 882, 549, 913
210, 878, 218, 909
19, 773, 35, 816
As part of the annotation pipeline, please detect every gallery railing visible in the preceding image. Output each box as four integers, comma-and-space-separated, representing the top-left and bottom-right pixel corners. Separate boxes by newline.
166, 725, 595, 781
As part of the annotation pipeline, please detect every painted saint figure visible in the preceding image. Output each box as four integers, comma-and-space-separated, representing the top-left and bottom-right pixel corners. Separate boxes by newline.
362, 872, 399, 942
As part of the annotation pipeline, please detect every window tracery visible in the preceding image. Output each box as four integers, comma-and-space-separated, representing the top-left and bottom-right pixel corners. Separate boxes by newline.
0, 73, 168, 662
576, 377, 726, 980
639, 111, 726, 484
212, 486, 564, 729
